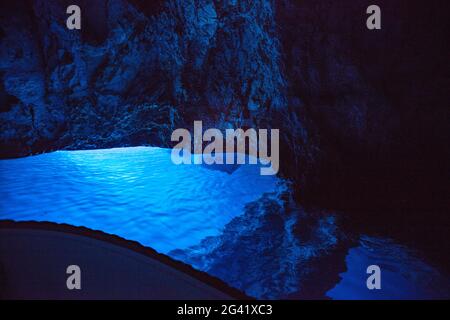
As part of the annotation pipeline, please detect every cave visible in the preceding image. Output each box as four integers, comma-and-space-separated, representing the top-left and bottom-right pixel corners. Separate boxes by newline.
0, 0, 448, 301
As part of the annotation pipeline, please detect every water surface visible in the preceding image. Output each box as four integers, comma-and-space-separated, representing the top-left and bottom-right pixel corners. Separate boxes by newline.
327, 236, 450, 299
0, 147, 279, 253
1, 147, 448, 299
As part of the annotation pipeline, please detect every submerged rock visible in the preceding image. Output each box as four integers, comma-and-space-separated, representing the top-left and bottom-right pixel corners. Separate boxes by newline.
170, 184, 350, 299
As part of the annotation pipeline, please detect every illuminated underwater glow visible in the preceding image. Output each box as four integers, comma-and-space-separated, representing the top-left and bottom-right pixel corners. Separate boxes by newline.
0, 146, 280, 253
1, 147, 449, 299
327, 236, 450, 300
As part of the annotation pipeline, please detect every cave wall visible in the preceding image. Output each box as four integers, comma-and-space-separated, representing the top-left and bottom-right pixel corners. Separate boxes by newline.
276, 0, 450, 211
0, 0, 448, 211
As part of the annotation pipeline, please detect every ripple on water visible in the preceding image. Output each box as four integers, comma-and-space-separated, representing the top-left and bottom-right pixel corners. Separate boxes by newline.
327, 236, 450, 299
0, 147, 281, 253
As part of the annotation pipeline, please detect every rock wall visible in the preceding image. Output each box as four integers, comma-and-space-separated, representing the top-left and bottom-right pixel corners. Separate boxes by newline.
1, 0, 449, 214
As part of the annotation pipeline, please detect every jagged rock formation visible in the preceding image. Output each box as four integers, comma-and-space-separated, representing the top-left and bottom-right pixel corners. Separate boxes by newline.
1, 0, 449, 262
170, 184, 349, 299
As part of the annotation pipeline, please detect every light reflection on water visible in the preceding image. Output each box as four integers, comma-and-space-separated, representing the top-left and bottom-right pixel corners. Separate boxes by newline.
0, 147, 279, 253
328, 236, 450, 299
0, 147, 448, 299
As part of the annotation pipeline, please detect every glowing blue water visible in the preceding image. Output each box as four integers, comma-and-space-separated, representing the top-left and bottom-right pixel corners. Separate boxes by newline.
1, 147, 448, 299
0, 147, 280, 253
327, 236, 450, 299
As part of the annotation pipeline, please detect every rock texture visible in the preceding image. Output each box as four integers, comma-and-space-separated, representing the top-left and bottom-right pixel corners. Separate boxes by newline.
170, 183, 349, 299
0, 1, 449, 236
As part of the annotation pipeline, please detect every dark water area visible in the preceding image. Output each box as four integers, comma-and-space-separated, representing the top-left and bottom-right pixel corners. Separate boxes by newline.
326, 236, 450, 299
0, 147, 449, 299
340, 208, 450, 276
